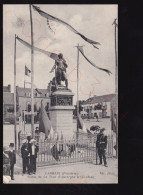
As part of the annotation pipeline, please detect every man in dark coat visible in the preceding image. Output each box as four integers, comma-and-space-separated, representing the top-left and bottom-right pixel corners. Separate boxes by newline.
21, 140, 30, 175
29, 140, 39, 174
8, 143, 16, 180
96, 128, 108, 167
26, 134, 32, 152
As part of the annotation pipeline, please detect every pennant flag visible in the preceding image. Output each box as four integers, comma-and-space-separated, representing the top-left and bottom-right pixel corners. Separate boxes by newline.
25, 65, 31, 76
112, 18, 118, 27
32, 5, 100, 49
77, 46, 112, 75
39, 100, 53, 139
16, 36, 59, 61
77, 112, 87, 133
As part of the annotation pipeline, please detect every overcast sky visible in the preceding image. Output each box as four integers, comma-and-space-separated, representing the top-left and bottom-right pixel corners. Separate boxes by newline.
3, 4, 118, 104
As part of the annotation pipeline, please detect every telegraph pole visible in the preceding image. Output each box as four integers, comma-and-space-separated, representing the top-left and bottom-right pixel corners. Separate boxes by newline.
30, 4, 34, 138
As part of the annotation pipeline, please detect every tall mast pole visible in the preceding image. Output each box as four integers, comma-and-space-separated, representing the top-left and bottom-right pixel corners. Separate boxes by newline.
14, 34, 17, 151
114, 19, 118, 94
74, 44, 84, 132
30, 4, 34, 138
113, 18, 118, 158
77, 43, 79, 132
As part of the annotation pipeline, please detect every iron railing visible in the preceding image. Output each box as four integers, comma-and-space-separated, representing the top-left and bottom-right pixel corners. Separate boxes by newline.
18, 132, 113, 167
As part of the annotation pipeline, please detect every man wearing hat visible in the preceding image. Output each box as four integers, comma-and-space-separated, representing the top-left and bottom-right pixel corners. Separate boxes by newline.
26, 133, 32, 152
96, 128, 108, 167
8, 143, 16, 180
29, 139, 39, 174
21, 139, 30, 175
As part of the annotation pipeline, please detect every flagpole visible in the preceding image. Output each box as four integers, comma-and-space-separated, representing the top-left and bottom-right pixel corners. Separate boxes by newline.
22, 110, 25, 133
73, 44, 84, 132
113, 18, 118, 158
14, 34, 17, 151
30, 4, 35, 138
76, 43, 79, 132
24, 73, 25, 89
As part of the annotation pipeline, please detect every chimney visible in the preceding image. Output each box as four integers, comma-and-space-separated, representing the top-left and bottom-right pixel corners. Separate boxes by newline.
8, 84, 11, 92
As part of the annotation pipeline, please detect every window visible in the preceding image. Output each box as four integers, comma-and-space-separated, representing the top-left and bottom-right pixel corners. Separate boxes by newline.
27, 102, 31, 112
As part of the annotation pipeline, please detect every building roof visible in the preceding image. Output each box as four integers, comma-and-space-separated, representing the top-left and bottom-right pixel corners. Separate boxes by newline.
3, 93, 14, 105
82, 94, 116, 105
16, 86, 49, 98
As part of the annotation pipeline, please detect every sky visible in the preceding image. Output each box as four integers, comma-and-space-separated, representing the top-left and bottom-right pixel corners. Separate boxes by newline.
3, 4, 118, 104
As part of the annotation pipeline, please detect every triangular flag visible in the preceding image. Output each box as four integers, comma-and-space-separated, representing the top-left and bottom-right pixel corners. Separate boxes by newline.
77, 112, 87, 133
25, 65, 31, 77
39, 100, 53, 139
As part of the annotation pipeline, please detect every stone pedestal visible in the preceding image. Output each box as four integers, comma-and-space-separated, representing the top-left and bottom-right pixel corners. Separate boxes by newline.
49, 88, 74, 137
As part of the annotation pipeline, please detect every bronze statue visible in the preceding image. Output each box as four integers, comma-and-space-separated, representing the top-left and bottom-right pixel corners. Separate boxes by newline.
50, 53, 68, 88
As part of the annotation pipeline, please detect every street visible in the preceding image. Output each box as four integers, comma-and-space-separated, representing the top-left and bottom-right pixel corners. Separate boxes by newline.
8, 157, 118, 184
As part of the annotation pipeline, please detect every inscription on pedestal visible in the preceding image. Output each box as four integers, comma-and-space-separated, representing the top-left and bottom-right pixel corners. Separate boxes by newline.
51, 96, 73, 106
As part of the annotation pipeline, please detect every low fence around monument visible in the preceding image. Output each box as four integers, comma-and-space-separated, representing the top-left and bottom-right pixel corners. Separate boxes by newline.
18, 132, 114, 167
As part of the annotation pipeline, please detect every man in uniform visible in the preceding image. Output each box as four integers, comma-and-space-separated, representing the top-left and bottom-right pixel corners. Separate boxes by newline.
96, 128, 108, 167
8, 143, 16, 180
50, 53, 68, 88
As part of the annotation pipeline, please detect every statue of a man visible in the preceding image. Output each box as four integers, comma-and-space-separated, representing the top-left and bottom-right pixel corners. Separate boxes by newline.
50, 53, 68, 88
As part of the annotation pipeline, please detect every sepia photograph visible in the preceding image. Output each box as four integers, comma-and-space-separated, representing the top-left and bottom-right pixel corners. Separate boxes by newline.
3, 4, 118, 184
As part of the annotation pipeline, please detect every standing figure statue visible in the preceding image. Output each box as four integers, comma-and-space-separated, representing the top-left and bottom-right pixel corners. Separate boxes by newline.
50, 53, 68, 88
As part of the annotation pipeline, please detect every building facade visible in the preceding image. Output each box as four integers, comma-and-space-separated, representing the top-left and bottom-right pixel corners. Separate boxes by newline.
16, 86, 50, 123
3, 85, 14, 123
80, 94, 116, 119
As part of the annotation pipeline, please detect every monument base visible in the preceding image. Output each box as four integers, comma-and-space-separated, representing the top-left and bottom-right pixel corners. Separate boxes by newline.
49, 87, 74, 138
